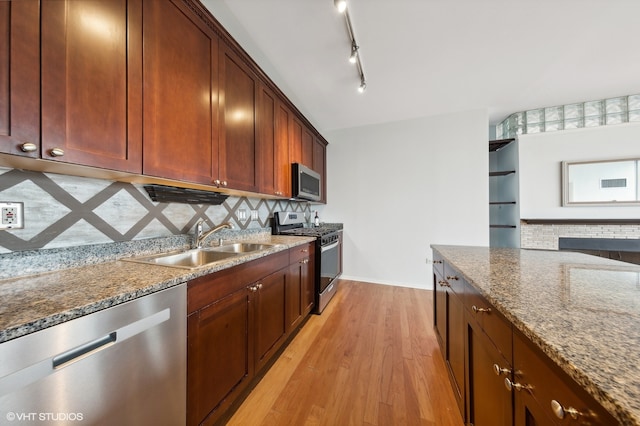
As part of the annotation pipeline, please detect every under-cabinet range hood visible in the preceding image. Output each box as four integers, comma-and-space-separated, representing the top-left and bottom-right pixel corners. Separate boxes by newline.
144, 184, 229, 205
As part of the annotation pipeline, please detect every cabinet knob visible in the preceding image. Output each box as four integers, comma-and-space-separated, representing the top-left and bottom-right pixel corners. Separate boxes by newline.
213, 179, 220, 186
438, 280, 450, 287
492, 364, 511, 376
472, 305, 492, 314
50, 147, 65, 157
221, 180, 228, 187
504, 377, 533, 393
20, 142, 37, 153
249, 285, 258, 292
550, 400, 581, 420
256, 282, 263, 290
446, 275, 459, 281
300, 258, 309, 264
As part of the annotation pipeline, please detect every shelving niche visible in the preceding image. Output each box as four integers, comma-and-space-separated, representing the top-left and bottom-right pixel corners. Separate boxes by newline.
489, 138, 520, 246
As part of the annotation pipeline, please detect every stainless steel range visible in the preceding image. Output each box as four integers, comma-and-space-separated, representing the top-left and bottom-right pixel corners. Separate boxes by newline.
273, 211, 342, 313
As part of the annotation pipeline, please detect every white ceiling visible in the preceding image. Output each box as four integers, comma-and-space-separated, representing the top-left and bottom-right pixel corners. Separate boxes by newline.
202, 0, 640, 133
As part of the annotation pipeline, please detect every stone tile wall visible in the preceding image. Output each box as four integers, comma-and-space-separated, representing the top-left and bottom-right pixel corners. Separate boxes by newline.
520, 221, 640, 250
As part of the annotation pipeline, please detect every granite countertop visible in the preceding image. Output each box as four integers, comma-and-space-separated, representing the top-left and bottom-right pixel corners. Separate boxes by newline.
431, 245, 640, 426
0, 235, 315, 344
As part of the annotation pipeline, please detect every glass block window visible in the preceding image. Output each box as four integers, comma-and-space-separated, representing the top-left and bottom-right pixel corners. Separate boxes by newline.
496, 94, 640, 139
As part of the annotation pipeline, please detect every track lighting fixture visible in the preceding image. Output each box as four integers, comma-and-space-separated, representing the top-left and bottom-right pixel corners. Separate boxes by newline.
334, 0, 367, 93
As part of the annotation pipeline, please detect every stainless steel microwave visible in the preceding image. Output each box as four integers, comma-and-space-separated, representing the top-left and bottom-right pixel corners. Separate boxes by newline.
292, 163, 321, 202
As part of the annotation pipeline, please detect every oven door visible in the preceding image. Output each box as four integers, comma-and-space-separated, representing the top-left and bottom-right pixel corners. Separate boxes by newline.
320, 239, 341, 293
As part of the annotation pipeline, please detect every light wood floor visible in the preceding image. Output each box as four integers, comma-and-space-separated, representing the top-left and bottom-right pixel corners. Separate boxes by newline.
227, 279, 464, 426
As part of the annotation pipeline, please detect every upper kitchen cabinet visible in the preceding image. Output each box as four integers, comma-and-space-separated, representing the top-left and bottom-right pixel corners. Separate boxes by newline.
257, 83, 290, 198
218, 44, 259, 193
41, 0, 142, 173
290, 116, 314, 169
313, 136, 327, 202
0, 1, 40, 158
142, 0, 219, 184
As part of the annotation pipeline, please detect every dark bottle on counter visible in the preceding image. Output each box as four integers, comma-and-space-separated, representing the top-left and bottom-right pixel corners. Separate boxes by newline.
314, 212, 320, 227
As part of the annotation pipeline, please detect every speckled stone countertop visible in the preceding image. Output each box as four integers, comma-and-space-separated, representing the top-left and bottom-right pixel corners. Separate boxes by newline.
0, 235, 315, 344
431, 245, 640, 426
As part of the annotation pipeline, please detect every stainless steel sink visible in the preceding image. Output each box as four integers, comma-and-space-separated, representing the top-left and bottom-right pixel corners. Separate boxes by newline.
123, 242, 277, 269
124, 249, 238, 269
211, 243, 275, 253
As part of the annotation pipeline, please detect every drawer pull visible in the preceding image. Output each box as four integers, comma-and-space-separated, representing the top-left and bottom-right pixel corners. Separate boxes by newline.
20, 142, 37, 152
433, 260, 443, 264
551, 400, 581, 420
50, 147, 65, 157
492, 364, 511, 376
504, 377, 532, 393
438, 280, 450, 287
472, 305, 492, 314
445, 275, 459, 281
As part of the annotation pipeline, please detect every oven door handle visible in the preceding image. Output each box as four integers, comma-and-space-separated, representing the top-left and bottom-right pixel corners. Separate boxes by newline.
321, 240, 340, 253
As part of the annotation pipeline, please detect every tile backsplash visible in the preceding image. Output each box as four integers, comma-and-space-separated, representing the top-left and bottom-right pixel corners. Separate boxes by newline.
0, 167, 311, 254
521, 220, 640, 250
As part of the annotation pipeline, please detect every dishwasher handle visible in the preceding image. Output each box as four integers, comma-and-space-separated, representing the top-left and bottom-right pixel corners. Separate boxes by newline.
52, 332, 116, 369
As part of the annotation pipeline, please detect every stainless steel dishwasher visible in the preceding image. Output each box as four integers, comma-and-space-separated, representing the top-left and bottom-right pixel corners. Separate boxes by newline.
0, 284, 186, 425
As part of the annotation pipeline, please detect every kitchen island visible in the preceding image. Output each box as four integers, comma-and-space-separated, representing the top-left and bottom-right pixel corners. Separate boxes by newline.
432, 245, 640, 426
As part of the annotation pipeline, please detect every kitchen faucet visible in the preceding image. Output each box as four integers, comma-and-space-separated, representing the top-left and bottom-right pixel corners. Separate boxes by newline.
193, 219, 234, 249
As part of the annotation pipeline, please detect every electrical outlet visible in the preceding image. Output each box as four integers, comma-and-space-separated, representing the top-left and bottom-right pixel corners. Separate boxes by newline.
0, 202, 24, 230
250, 210, 258, 221
237, 209, 247, 221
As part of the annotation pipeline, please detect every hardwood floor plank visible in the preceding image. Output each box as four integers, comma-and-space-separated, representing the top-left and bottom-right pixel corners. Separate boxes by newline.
226, 280, 464, 426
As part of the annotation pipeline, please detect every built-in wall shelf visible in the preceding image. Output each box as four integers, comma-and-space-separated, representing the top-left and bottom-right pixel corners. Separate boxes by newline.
489, 138, 516, 152
489, 170, 516, 177
489, 137, 519, 247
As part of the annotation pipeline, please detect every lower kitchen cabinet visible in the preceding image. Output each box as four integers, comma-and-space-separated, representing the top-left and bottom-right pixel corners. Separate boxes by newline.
187, 245, 314, 425
466, 317, 512, 426
287, 242, 315, 331
433, 255, 465, 419
433, 252, 619, 426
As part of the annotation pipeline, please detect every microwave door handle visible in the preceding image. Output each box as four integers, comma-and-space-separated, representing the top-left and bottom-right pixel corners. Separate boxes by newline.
321, 241, 340, 253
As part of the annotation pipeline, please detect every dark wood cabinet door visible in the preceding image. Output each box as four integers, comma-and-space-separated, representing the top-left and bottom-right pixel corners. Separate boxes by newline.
447, 288, 466, 417
143, 0, 218, 184
254, 268, 287, 372
219, 45, 258, 192
187, 287, 252, 426
286, 262, 303, 332
313, 137, 327, 202
302, 251, 315, 315
467, 320, 513, 426
0, 1, 39, 157
301, 125, 314, 169
257, 84, 276, 196
41, 0, 142, 172
275, 101, 291, 197
433, 272, 447, 349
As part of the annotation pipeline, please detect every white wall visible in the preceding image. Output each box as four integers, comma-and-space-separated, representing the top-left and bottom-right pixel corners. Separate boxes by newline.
519, 122, 640, 219
319, 109, 489, 289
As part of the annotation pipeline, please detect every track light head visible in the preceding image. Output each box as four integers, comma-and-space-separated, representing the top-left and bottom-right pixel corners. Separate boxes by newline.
349, 45, 358, 64
334, 0, 347, 13
358, 80, 367, 93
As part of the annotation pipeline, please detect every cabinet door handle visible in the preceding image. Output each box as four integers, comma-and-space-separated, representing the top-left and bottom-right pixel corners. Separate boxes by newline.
300, 259, 309, 264
472, 305, 492, 314
256, 282, 263, 290
504, 377, 533, 393
433, 260, 443, 264
20, 142, 37, 152
446, 275, 458, 281
50, 147, 65, 157
438, 280, 450, 287
493, 364, 511, 376
249, 285, 258, 292
550, 400, 581, 420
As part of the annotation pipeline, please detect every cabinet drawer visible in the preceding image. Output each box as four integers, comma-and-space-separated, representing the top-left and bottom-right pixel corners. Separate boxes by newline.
290, 242, 314, 264
466, 284, 512, 362
443, 262, 465, 295
513, 330, 617, 426
432, 251, 445, 277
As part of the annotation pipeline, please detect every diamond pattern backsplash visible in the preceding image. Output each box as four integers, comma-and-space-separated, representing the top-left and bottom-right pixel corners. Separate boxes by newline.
0, 167, 311, 254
